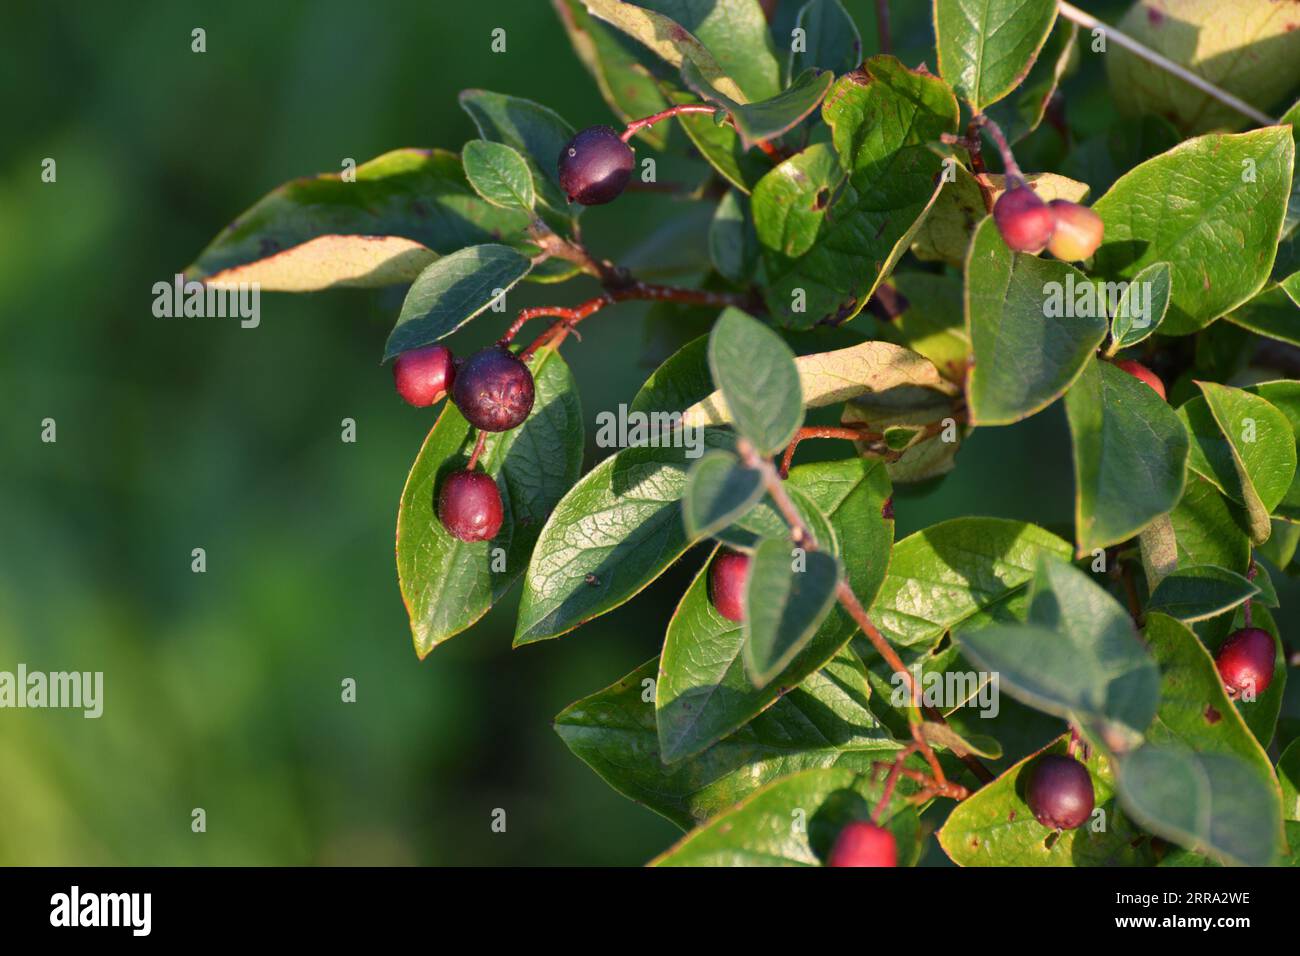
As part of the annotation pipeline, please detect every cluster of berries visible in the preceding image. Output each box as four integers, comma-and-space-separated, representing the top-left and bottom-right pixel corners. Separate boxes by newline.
393, 343, 535, 542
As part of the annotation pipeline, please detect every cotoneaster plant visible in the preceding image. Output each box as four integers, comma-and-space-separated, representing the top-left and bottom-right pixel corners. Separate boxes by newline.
188, 0, 1300, 867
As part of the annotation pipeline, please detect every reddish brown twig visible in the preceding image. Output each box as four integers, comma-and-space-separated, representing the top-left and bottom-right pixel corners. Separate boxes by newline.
621, 103, 719, 142
516, 282, 756, 360
736, 438, 995, 788
871, 748, 914, 824
779, 426, 875, 478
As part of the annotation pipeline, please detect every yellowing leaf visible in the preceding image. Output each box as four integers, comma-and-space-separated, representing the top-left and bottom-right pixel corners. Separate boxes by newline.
681, 340, 955, 428
203, 235, 435, 291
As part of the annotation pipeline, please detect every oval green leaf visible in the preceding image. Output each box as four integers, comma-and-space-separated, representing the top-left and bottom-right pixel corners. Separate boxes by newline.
707, 308, 804, 456
461, 139, 535, 211
966, 216, 1107, 425
1064, 357, 1188, 555
383, 244, 532, 359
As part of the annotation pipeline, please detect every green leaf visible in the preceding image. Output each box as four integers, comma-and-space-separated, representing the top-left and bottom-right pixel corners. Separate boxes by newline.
869, 518, 1073, 650
1244, 380, 1300, 522
683, 61, 834, 150
966, 216, 1108, 426
1146, 566, 1259, 624
553, 0, 670, 149
934, 0, 1059, 113
708, 189, 758, 284
581, 0, 758, 104
753, 57, 960, 327
186, 148, 529, 290
383, 245, 532, 359
1060, 116, 1181, 200
1279, 739, 1300, 821
1064, 357, 1189, 555
555, 650, 902, 830
938, 735, 1154, 866
1104, 0, 1300, 136
1117, 747, 1280, 867
788, 0, 862, 82
983, 18, 1077, 144
461, 139, 535, 211
1226, 285, 1300, 347
1178, 381, 1298, 542
957, 555, 1160, 751
1092, 128, 1295, 335
707, 308, 804, 456
1108, 261, 1173, 350
397, 349, 582, 656
682, 451, 764, 538
650, 765, 922, 866
657, 458, 893, 762
743, 537, 842, 687
683, 338, 953, 430
514, 432, 733, 645
1168, 474, 1251, 575
458, 89, 576, 220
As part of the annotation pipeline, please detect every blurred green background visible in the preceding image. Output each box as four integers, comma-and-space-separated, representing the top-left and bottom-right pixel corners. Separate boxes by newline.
1, 0, 1296, 865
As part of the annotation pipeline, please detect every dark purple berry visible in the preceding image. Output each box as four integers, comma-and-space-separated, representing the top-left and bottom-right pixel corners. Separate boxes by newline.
393, 344, 455, 407
709, 550, 751, 623
451, 346, 535, 432
557, 126, 635, 205
993, 184, 1056, 254
828, 821, 897, 867
437, 470, 503, 542
1216, 627, 1276, 699
1026, 754, 1095, 830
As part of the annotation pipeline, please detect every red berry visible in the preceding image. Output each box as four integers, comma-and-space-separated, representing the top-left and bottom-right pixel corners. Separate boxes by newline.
1216, 627, 1276, 699
451, 346, 535, 432
558, 126, 635, 205
1114, 359, 1166, 400
828, 821, 897, 867
437, 470, 504, 542
1025, 754, 1095, 830
993, 184, 1056, 254
393, 344, 455, 407
1046, 200, 1104, 261
709, 550, 751, 623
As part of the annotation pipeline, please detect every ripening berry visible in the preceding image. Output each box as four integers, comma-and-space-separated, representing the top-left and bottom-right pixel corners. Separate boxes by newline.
1114, 359, 1166, 400
451, 346, 535, 432
558, 126, 635, 205
828, 821, 897, 867
1046, 200, 1104, 261
393, 344, 456, 407
437, 469, 504, 542
1216, 627, 1276, 699
1025, 754, 1095, 830
993, 184, 1056, 254
709, 550, 751, 623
